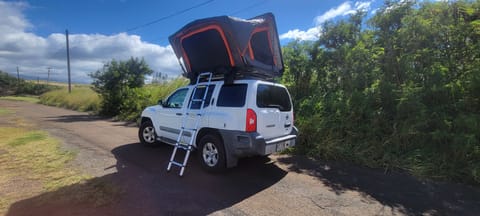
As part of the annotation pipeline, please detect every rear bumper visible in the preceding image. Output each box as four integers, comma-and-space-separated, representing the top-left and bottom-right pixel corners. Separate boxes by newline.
219, 127, 298, 167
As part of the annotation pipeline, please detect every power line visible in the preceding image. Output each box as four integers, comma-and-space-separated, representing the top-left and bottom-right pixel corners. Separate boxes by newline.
150, 0, 269, 44
230, 0, 268, 16
126, 0, 215, 32
70, 0, 215, 46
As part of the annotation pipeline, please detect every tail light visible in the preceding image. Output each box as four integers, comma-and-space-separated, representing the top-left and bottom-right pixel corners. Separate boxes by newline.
246, 108, 257, 132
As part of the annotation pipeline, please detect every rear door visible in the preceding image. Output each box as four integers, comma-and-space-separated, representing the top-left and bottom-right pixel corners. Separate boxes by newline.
255, 83, 293, 139
184, 84, 215, 131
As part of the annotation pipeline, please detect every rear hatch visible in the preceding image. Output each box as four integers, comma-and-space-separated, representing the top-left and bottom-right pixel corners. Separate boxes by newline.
254, 83, 293, 140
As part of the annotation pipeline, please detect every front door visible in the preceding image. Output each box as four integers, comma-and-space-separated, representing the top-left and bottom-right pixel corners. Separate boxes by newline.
157, 88, 189, 142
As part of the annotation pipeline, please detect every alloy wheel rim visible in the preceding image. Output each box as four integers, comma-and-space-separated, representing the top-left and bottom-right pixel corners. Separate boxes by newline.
203, 142, 218, 167
143, 126, 155, 143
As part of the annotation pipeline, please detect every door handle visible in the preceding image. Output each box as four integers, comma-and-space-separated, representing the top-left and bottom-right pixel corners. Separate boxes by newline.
176, 113, 182, 116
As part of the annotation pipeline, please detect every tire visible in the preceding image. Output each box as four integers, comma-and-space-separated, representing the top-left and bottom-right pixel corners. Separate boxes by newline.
138, 120, 158, 146
197, 134, 226, 173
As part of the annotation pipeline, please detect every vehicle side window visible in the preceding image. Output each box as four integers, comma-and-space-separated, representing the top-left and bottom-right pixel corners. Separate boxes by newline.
164, 88, 188, 108
256, 84, 292, 111
217, 84, 247, 107
188, 85, 215, 109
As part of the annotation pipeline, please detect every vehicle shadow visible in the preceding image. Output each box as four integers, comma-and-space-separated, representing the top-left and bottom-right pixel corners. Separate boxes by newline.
276, 155, 480, 216
7, 143, 287, 216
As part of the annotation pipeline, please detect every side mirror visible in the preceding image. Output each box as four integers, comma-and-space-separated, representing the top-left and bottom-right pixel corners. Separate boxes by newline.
158, 99, 163, 106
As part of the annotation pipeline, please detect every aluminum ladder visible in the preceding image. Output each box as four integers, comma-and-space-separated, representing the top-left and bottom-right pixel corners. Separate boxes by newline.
167, 72, 213, 176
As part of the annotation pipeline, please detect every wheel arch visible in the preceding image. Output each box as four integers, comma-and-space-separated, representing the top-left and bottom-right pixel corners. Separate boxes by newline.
140, 116, 152, 125
196, 127, 222, 146
196, 127, 238, 168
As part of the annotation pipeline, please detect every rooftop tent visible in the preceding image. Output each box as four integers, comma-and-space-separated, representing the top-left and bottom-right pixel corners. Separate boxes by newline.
169, 13, 284, 82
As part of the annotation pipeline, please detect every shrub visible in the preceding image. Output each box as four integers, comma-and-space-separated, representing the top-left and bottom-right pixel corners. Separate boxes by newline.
118, 78, 188, 122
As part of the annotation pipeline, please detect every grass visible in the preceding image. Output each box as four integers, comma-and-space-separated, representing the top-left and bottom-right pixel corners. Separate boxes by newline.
0, 113, 121, 214
7, 131, 47, 147
116, 78, 189, 121
0, 108, 13, 116
146, 78, 190, 101
0, 96, 40, 103
39, 86, 100, 112
34, 78, 188, 122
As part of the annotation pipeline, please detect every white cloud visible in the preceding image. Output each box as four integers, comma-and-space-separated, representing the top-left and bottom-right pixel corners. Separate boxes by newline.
315, 2, 353, 25
279, 27, 320, 41
0, 1, 30, 32
280, 1, 374, 41
315, 0, 373, 25
0, 1, 181, 83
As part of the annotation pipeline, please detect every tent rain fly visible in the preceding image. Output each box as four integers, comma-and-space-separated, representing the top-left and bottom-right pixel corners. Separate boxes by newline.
169, 13, 284, 82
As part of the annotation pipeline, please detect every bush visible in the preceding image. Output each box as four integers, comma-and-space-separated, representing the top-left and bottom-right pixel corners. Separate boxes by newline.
0, 71, 60, 96
118, 78, 188, 122
283, 0, 480, 185
90, 58, 153, 116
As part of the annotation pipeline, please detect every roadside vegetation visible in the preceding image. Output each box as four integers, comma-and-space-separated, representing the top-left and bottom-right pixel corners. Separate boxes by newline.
0, 109, 121, 214
39, 85, 101, 112
88, 57, 188, 121
117, 78, 188, 121
0, 96, 40, 103
0, 71, 60, 96
37, 77, 187, 121
282, 0, 480, 185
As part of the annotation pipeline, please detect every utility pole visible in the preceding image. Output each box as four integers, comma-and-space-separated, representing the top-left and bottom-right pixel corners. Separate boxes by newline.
66, 29, 72, 93
16, 66, 20, 83
47, 67, 51, 84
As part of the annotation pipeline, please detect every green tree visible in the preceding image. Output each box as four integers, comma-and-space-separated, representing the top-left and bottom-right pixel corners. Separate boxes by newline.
90, 57, 153, 116
283, 0, 480, 185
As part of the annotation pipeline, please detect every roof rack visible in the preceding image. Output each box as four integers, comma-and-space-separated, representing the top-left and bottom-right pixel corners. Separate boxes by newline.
188, 66, 277, 85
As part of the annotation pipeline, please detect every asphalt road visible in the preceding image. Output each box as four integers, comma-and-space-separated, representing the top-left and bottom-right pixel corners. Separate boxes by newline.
2, 100, 479, 216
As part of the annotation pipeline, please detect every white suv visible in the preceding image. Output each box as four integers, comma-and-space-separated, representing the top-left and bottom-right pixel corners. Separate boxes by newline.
139, 78, 297, 172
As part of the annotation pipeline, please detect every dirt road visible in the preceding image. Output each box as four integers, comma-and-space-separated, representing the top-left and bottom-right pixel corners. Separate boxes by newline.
1, 100, 479, 216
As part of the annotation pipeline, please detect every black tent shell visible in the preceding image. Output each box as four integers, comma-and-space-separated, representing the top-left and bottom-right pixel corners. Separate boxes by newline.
169, 13, 284, 81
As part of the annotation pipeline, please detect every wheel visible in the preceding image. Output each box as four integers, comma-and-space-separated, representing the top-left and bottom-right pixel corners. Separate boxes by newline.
138, 120, 157, 146
197, 134, 226, 172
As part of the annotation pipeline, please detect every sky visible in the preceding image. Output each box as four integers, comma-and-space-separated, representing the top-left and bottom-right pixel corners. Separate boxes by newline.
0, 0, 384, 83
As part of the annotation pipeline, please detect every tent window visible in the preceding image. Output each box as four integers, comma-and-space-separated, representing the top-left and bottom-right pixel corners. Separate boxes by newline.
250, 31, 273, 65
182, 29, 230, 73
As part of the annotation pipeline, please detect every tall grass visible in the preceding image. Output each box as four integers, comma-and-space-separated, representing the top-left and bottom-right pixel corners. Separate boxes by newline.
38, 79, 188, 121
0, 96, 40, 103
118, 78, 189, 121
39, 85, 100, 112
146, 78, 190, 103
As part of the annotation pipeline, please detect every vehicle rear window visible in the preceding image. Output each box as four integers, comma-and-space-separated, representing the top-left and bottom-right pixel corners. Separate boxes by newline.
217, 84, 247, 107
256, 84, 292, 111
